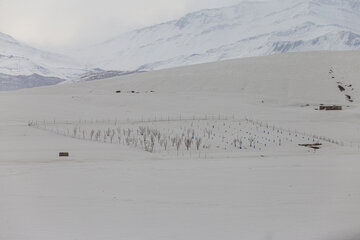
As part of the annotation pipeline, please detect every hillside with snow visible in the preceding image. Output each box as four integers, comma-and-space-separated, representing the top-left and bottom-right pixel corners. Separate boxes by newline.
80, 0, 360, 71
0, 32, 78, 78
0, 32, 86, 90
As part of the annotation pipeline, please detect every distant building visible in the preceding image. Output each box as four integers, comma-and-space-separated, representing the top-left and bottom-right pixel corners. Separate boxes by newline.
319, 105, 342, 111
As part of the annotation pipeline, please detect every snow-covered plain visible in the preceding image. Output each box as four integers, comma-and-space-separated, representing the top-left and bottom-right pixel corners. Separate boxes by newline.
1, 51, 360, 240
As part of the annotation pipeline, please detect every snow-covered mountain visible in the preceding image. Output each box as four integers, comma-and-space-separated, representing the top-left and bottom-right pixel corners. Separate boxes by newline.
0, 32, 86, 90
0, 32, 85, 78
2, 0, 360, 90
80, 0, 360, 71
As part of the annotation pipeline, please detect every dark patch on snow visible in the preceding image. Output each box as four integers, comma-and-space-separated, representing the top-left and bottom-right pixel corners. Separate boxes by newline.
78, 70, 142, 82
272, 40, 304, 53
338, 85, 345, 92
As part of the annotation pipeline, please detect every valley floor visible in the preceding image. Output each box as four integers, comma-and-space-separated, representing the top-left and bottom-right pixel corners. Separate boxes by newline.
1, 52, 360, 240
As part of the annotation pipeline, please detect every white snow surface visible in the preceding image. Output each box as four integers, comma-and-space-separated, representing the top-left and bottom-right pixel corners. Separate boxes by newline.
78, 0, 360, 71
1, 51, 360, 240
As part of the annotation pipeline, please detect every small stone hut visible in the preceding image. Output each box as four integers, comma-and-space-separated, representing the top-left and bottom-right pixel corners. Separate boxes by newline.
319, 105, 342, 111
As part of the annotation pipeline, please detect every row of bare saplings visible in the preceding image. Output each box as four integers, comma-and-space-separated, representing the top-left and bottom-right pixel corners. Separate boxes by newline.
86, 126, 204, 153
244, 118, 344, 146
30, 121, 205, 153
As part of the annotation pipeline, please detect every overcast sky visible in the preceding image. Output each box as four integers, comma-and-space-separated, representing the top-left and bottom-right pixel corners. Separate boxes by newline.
0, 0, 242, 51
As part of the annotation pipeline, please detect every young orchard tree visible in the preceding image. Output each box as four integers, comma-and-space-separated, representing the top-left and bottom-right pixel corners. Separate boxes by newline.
150, 134, 155, 147
144, 140, 149, 152
149, 140, 155, 153
163, 138, 168, 151
205, 129, 212, 139
139, 126, 146, 136
157, 132, 161, 142
110, 130, 115, 143
176, 137, 182, 151
106, 128, 111, 137
127, 129, 132, 137
195, 137, 202, 151
171, 137, 176, 147
90, 129, 95, 141
184, 138, 192, 151
142, 134, 156, 153
249, 137, 255, 148
116, 127, 121, 136
73, 127, 78, 138
95, 130, 101, 141
186, 129, 191, 137
125, 136, 131, 146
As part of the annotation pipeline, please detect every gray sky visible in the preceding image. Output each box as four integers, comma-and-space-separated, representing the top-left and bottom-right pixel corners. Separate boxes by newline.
0, 0, 242, 51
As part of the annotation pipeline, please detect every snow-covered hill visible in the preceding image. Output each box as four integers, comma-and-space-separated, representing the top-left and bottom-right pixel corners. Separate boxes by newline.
0, 32, 86, 90
80, 0, 360, 71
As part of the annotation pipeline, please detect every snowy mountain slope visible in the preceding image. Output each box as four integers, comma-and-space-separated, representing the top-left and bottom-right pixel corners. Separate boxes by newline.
67, 69, 142, 83
0, 32, 87, 90
0, 73, 64, 91
27, 51, 360, 107
80, 0, 360, 71
0, 32, 84, 78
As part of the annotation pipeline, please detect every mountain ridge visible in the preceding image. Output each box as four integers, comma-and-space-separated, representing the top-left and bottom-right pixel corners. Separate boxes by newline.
79, 0, 360, 71
1, 0, 360, 91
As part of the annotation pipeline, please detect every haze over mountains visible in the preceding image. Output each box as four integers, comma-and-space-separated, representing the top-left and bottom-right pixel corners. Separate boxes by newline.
1, 0, 360, 90
82, 0, 360, 70
0, 32, 86, 90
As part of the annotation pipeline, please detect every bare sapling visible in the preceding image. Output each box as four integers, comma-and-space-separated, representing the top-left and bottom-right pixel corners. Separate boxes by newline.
171, 137, 176, 147
110, 130, 115, 143
195, 137, 202, 150
176, 137, 182, 152
73, 127, 78, 138
249, 137, 255, 148
150, 135, 155, 152
106, 128, 111, 137
139, 126, 146, 136
90, 129, 95, 141
95, 130, 101, 141
184, 138, 192, 151
163, 138, 168, 151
